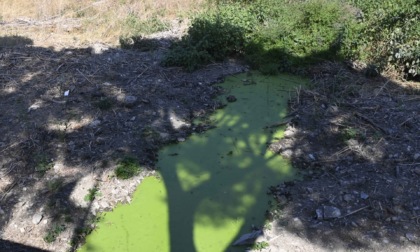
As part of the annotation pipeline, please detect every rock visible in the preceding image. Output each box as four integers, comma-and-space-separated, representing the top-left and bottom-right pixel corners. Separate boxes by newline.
117, 94, 137, 108
100, 201, 110, 209
360, 192, 369, 199
123, 95, 138, 108
0, 206, 4, 215
406, 233, 416, 242
232, 230, 263, 246
90, 43, 109, 55
414, 153, 420, 160
169, 111, 190, 130
283, 128, 296, 138
226, 95, 237, 103
32, 213, 43, 225
414, 168, 420, 176
95, 137, 106, 145
308, 154, 316, 161
343, 194, 354, 202
316, 206, 341, 220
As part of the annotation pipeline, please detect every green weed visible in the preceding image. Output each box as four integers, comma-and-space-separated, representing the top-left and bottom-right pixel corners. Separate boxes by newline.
84, 187, 101, 202
115, 156, 142, 179
35, 154, 53, 173
44, 224, 66, 243
251, 241, 269, 251
341, 127, 366, 142
164, 0, 418, 79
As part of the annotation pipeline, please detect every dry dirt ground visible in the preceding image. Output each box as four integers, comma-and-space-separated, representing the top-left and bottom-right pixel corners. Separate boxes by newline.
1, 21, 420, 252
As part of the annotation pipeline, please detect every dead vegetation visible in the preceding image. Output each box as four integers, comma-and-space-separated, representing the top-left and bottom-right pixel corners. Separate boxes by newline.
0, 0, 205, 47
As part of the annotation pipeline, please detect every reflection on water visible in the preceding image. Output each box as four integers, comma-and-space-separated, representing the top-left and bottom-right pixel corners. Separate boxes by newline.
79, 73, 307, 252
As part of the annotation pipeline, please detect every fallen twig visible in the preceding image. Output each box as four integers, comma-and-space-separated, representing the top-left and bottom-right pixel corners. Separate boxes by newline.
340, 206, 369, 218
1, 181, 17, 202
77, 68, 93, 85
0, 141, 24, 154
374, 80, 390, 97
129, 65, 151, 85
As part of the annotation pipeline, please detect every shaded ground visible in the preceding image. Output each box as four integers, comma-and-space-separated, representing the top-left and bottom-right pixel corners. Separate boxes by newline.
0, 38, 246, 251
0, 30, 419, 252
264, 62, 420, 251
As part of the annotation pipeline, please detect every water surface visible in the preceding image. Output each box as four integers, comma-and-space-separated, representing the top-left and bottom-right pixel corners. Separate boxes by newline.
79, 73, 307, 252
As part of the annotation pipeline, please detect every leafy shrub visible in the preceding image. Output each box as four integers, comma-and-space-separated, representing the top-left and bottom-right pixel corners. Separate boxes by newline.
163, 3, 256, 71
115, 156, 142, 179
84, 187, 101, 202
35, 154, 53, 173
166, 0, 418, 79
44, 224, 66, 243
245, 0, 351, 70
342, 0, 419, 78
165, 0, 352, 72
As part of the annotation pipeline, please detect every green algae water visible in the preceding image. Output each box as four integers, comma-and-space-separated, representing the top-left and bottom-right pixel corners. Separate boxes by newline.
79, 73, 307, 252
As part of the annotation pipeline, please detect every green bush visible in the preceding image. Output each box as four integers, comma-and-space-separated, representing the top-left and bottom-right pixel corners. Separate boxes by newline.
245, 0, 350, 70
165, 0, 352, 72
342, 0, 419, 78
163, 3, 256, 71
165, 0, 418, 79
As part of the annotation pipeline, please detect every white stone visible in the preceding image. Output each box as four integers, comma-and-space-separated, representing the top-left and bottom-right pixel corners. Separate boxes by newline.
32, 213, 43, 225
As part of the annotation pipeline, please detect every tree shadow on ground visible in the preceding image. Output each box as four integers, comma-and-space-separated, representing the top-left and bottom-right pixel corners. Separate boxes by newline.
269, 61, 420, 250
158, 73, 299, 251
0, 21, 418, 252
0, 36, 245, 251
0, 35, 33, 47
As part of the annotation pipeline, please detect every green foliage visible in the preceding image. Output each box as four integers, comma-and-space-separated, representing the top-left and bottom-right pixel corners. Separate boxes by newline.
163, 3, 256, 71
245, 0, 350, 70
165, 0, 352, 73
35, 154, 53, 173
251, 241, 269, 251
115, 156, 142, 179
84, 187, 101, 202
44, 224, 66, 243
342, 0, 420, 78
165, 0, 418, 79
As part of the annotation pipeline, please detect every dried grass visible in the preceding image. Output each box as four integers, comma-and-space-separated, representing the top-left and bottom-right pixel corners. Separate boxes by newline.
0, 0, 206, 47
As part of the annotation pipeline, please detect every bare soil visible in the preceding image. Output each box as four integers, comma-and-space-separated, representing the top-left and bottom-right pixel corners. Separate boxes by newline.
263, 62, 420, 251
0, 36, 246, 251
1, 26, 419, 252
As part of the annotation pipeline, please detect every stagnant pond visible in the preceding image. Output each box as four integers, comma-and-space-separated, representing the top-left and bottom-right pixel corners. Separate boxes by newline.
79, 72, 307, 252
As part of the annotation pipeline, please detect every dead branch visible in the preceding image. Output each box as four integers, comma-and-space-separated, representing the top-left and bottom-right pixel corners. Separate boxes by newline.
340, 206, 369, 218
